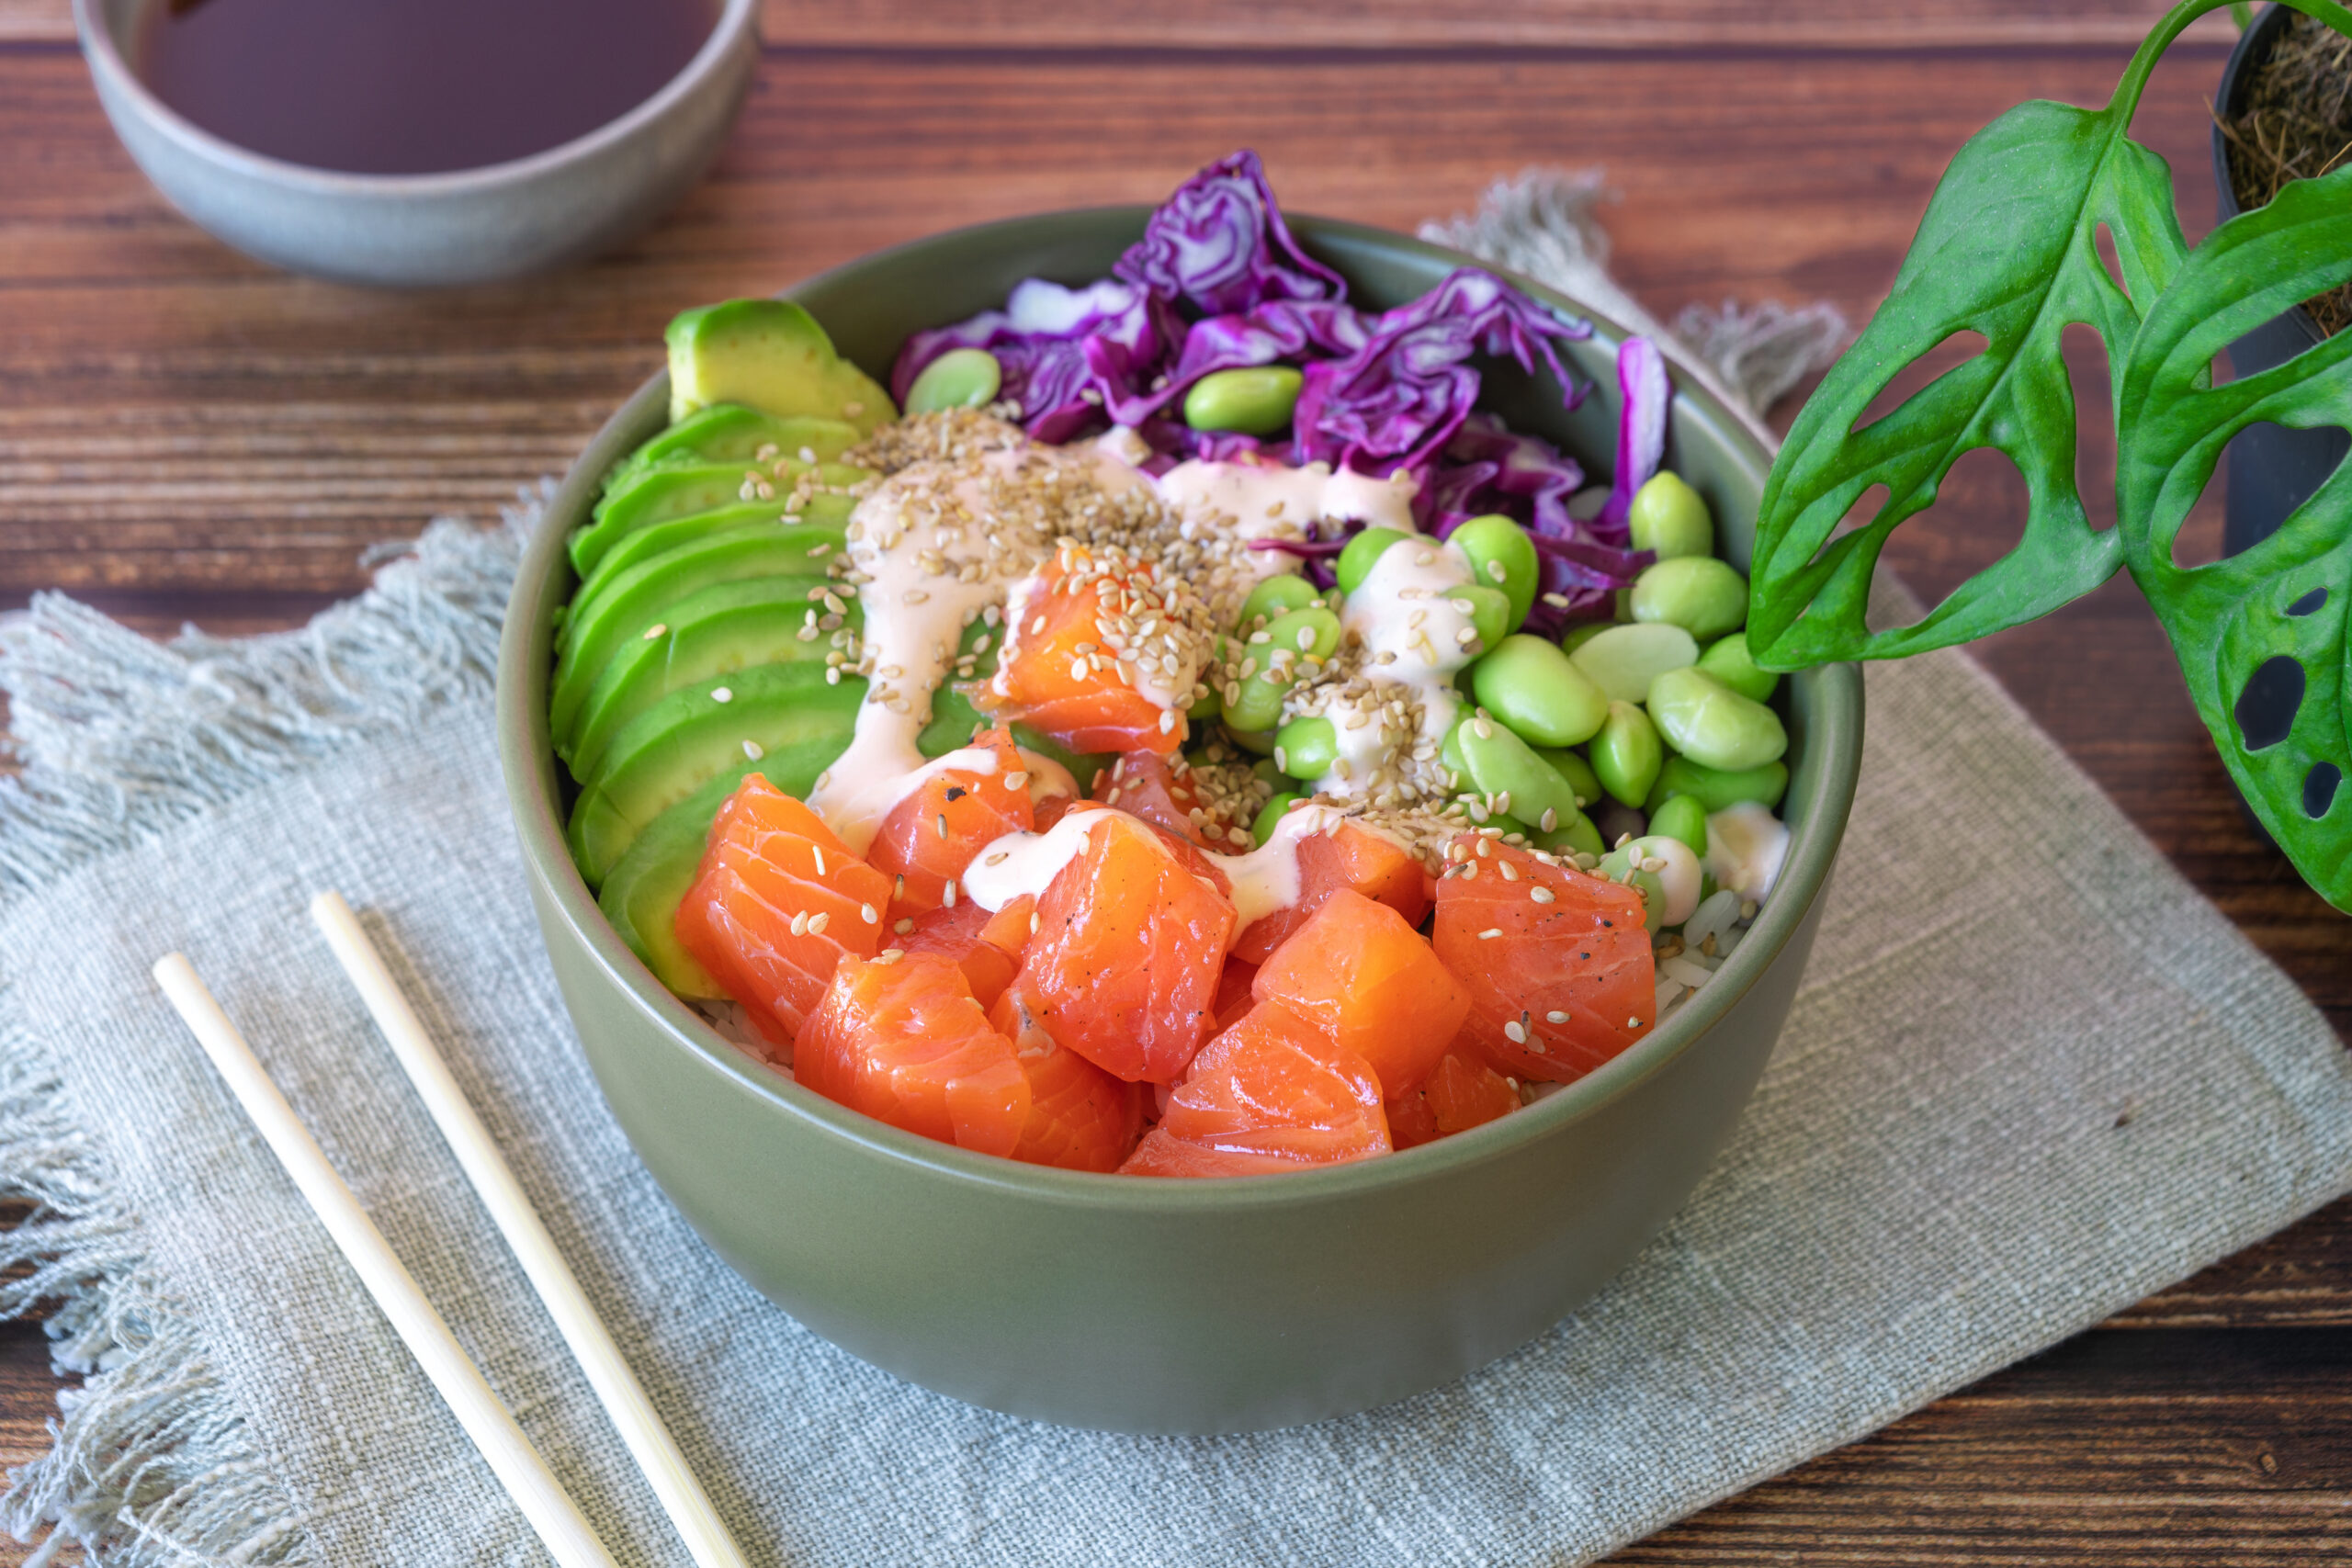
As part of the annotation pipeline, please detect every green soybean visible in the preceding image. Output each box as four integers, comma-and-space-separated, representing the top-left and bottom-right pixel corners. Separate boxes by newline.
905, 348, 1002, 414
1628, 471, 1713, 559
1696, 630, 1778, 702
1568, 621, 1699, 704
1250, 757, 1287, 788
1224, 606, 1341, 731
1450, 513, 1541, 631
1225, 724, 1277, 756
1470, 634, 1608, 748
1531, 808, 1606, 859
1533, 746, 1603, 808
1590, 699, 1664, 808
1648, 793, 1710, 858
1236, 573, 1319, 634
1275, 715, 1340, 780
1336, 527, 1413, 592
1645, 666, 1787, 771
1445, 712, 1584, 830
1596, 844, 1670, 933
1183, 367, 1304, 437
1645, 753, 1789, 814
1252, 792, 1304, 846
1630, 556, 1747, 642
1559, 620, 1616, 657
1455, 583, 1514, 655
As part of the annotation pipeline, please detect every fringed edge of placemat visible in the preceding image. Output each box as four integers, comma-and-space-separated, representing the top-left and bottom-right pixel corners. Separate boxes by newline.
0, 486, 544, 1568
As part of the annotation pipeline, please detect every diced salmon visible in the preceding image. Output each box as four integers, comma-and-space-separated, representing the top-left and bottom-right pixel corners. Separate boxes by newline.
1008, 811, 1236, 1083
1385, 1085, 1442, 1150
1385, 1048, 1518, 1149
867, 728, 1033, 923
675, 775, 893, 1044
1211, 958, 1259, 1037
1230, 819, 1433, 965
1252, 888, 1469, 1096
1093, 751, 1215, 847
978, 894, 1035, 961
1430, 834, 1654, 1083
1119, 1128, 1306, 1177
897, 901, 1020, 1011
1121, 1000, 1391, 1175
984, 547, 1186, 756
795, 952, 1031, 1157
989, 987, 1148, 1171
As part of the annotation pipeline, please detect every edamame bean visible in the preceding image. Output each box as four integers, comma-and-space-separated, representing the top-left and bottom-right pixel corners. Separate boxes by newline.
1531, 808, 1606, 860
1443, 712, 1584, 831
1455, 583, 1513, 655
1589, 699, 1663, 807
1183, 367, 1304, 437
1559, 620, 1615, 657
1225, 724, 1277, 756
1696, 630, 1778, 702
1645, 753, 1789, 814
1274, 715, 1340, 780
1533, 746, 1603, 808
1469, 635, 1609, 748
1236, 573, 1319, 635
1450, 513, 1541, 631
1645, 666, 1788, 771
905, 348, 1002, 414
1336, 527, 1412, 592
1568, 622, 1699, 704
1250, 757, 1287, 788
1252, 792, 1304, 845
1628, 471, 1713, 559
1596, 845, 1670, 933
1630, 556, 1747, 642
1648, 794, 1710, 859
1223, 606, 1341, 731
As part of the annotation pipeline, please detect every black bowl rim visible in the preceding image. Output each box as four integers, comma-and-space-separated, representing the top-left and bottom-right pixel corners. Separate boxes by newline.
494, 206, 1866, 1213
2212, 0, 2329, 348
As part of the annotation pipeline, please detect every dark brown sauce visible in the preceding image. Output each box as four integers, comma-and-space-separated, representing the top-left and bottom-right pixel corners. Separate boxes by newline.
134, 0, 717, 176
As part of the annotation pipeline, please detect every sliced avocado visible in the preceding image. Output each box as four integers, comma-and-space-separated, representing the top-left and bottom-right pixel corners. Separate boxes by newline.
572, 463, 797, 580
666, 299, 897, 435
605, 404, 864, 488
550, 527, 849, 742
577, 507, 852, 610
568, 660, 865, 886
913, 619, 1110, 794
598, 754, 830, 999
565, 576, 865, 777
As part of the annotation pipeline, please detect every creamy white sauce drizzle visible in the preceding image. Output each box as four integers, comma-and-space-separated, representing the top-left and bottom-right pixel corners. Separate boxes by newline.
1200, 804, 1348, 928
1333, 536, 1483, 786
1157, 457, 1418, 582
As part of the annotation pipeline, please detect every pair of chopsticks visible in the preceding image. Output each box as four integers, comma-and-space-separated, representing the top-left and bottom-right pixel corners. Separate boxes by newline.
154, 892, 750, 1568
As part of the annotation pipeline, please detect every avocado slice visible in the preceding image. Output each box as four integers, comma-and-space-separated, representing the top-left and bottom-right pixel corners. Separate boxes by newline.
913, 618, 1110, 794
666, 299, 897, 435
605, 404, 864, 489
571, 457, 872, 580
568, 660, 865, 886
564, 575, 865, 778
597, 752, 831, 999
550, 527, 848, 742
577, 503, 855, 610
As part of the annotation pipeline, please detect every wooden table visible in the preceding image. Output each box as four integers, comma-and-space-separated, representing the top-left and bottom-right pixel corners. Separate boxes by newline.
4, 0, 2347, 1560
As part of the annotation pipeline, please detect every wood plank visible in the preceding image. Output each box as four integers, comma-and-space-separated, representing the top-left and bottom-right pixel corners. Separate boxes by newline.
0, 0, 2241, 51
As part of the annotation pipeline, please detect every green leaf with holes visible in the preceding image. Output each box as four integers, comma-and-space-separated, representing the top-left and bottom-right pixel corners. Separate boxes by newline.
2115, 165, 2352, 909
1746, 93, 2186, 666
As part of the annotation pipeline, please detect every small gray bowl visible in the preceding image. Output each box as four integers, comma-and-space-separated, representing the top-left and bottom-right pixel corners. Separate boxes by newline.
75, 0, 758, 288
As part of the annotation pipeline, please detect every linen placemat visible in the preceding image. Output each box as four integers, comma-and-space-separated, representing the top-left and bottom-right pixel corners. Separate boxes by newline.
5, 187, 2347, 1566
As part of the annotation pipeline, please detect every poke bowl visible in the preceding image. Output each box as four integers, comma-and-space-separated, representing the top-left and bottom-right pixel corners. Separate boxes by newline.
496, 166, 1862, 1435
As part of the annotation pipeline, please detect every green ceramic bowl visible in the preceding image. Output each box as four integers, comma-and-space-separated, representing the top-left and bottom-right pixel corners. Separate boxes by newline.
497, 209, 1862, 1434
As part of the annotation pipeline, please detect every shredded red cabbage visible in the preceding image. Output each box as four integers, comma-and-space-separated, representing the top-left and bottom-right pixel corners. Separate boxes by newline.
1598, 334, 1668, 535
1112, 150, 1348, 317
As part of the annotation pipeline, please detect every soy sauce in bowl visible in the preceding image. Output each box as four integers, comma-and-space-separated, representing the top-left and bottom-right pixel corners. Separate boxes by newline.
134, 0, 717, 175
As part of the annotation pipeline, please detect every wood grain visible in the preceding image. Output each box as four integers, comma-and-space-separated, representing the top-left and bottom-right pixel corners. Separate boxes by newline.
0, 0, 2243, 51
2, 6, 2347, 1564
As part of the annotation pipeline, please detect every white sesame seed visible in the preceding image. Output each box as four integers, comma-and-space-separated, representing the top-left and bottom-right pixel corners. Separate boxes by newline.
1529, 886, 1555, 904
1504, 1020, 1527, 1043
1478, 927, 1503, 940
789, 910, 809, 936
861, 903, 879, 924
742, 739, 764, 761
808, 911, 831, 935
1546, 1010, 1570, 1024
895, 917, 914, 934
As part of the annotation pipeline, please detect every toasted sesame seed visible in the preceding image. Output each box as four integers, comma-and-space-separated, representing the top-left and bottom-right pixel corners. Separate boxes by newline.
1529, 886, 1555, 904
742, 739, 764, 761
1504, 1020, 1527, 1043
1478, 927, 1503, 940
789, 909, 809, 936
861, 903, 879, 924
895, 918, 914, 934
1546, 1010, 1570, 1024
808, 911, 831, 935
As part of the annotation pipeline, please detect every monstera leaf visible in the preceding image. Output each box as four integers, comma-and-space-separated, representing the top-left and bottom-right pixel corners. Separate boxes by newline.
1747, 96, 2186, 665
1748, 0, 2352, 911
2115, 166, 2352, 908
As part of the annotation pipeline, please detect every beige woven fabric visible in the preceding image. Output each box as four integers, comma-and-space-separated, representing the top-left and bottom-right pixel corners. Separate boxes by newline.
2, 547, 2345, 1566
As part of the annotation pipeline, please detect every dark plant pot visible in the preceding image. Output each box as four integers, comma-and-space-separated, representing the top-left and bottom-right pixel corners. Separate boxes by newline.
2210, 4, 2347, 827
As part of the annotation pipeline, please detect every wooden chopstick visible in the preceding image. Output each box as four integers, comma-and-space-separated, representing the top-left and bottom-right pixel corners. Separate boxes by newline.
308, 892, 751, 1568
153, 953, 621, 1568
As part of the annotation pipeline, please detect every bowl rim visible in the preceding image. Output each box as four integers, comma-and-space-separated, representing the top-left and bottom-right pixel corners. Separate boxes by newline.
496, 206, 1864, 1213
74, 0, 758, 194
